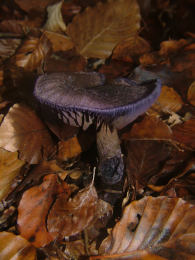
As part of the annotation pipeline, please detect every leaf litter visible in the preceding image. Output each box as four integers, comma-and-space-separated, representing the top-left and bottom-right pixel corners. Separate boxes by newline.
0, 0, 194, 259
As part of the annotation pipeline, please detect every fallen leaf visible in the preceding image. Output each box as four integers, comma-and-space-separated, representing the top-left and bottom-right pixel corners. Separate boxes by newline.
0, 148, 25, 201
187, 81, 195, 106
67, 0, 140, 58
57, 136, 82, 161
0, 104, 54, 164
44, 31, 74, 52
47, 181, 98, 239
122, 115, 172, 141
17, 174, 70, 247
112, 36, 151, 62
44, 1, 67, 33
0, 38, 21, 61
149, 85, 184, 114
15, 34, 52, 71
0, 232, 36, 260
159, 39, 188, 56
98, 196, 195, 259
14, 0, 58, 13
172, 119, 195, 150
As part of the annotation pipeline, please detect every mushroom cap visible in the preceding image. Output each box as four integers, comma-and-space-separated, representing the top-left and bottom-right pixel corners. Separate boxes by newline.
34, 72, 161, 129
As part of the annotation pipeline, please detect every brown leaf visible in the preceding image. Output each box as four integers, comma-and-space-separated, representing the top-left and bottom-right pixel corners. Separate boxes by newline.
159, 39, 188, 56
47, 182, 98, 239
57, 136, 82, 161
44, 31, 74, 52
187, 81, 195, 106
98, 196, 195, 259
112, 36, 151, 62
15, 0, 58, 13
122, 115, 172, 141
0, 232, 36, 260
17, 174, 70, 247
0, 148, 25, 201
149, 86, 184, 114
15, 34, 52, 71
44, 1, 66, 33
172, 119, 195, 150
0, 38, 21, 61
0, 69, 3, 86
67, 0, 140, 58
0, 104, 54, 164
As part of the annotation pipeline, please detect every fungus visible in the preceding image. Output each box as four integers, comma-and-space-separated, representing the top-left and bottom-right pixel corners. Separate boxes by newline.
34, 72, 161, 184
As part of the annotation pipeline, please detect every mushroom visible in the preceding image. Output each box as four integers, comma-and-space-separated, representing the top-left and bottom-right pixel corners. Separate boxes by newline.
34, 72, 161, 184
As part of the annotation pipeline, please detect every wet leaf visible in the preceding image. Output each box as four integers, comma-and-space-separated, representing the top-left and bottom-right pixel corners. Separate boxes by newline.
98, 196, 195, 259
17, 174, 70, 247
47, 181, 98, 239
44, 1, 67, 33
0, 104, 54, 164
0, 148, 25, 201
15, 34, 52, 71
187, 81, 195, 106
0, 232, 36, 260
67, 0, 140, 58
172, 119, 195, 150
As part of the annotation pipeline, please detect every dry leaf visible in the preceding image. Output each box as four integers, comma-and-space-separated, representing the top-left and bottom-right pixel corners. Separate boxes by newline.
17, 174, 70, 247
0, 232, 36, 260
149, 86, 184, 114
0, 104, 54, 164
47, 182, 98, 239
122, 115, 172, 141
14, 0, 58, 13
112, 36, 151, 62
44, 31, 74, 52
98, 196, 195, 259
187, 81, 195, 106
57, 136, 82, 161
159, 39, 187, 56
0, 69, 3, 86
172, 119, 195, 150
15, 34, 52, 71
0, 39, 21, 61
0, 148, 25, 201
67, 0, 140, 58
44, 1, 67, 33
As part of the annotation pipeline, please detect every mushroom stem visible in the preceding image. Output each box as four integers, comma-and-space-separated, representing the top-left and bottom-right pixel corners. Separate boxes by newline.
96, 124, 124, 184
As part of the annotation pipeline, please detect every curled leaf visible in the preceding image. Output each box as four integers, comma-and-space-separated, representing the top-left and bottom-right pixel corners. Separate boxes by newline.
99, 196, 195, 259
67, 0, 140, 58
44, 1, 67, 33
15, 34, 51, 71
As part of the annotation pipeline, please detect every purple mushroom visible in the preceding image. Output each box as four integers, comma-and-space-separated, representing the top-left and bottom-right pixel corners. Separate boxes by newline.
34, 72, 161, 184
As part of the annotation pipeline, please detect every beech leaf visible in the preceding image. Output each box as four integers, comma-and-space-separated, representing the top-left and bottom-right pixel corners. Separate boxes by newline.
0, 148, 25, 201
0, 232, 36, 260
187, 81, 195, 106
67, 0, 140, 58
98, 196, 195, 259
15, 34, 51, 71
0, 104, 54, 164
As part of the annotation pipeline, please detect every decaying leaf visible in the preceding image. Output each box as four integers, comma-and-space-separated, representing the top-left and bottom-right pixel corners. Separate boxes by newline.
44, 1, 67, 33
17, 174, 70, 247
0, 39, 21, 61
98, 196, 195, 259
112, 36, 151, 62
187, 81, 195, 106
47, 181, 98, 239
172, 119, 195, 150
122, 115, 172, 141
67, 0, 140, 58
0, 104, 54, 164
0, 232, 36, 260
15, 34, 52, 71
149, 86, 184, 115
57, 136, 82, 161
0, 148, 25, 201
44, 31, 74, 52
